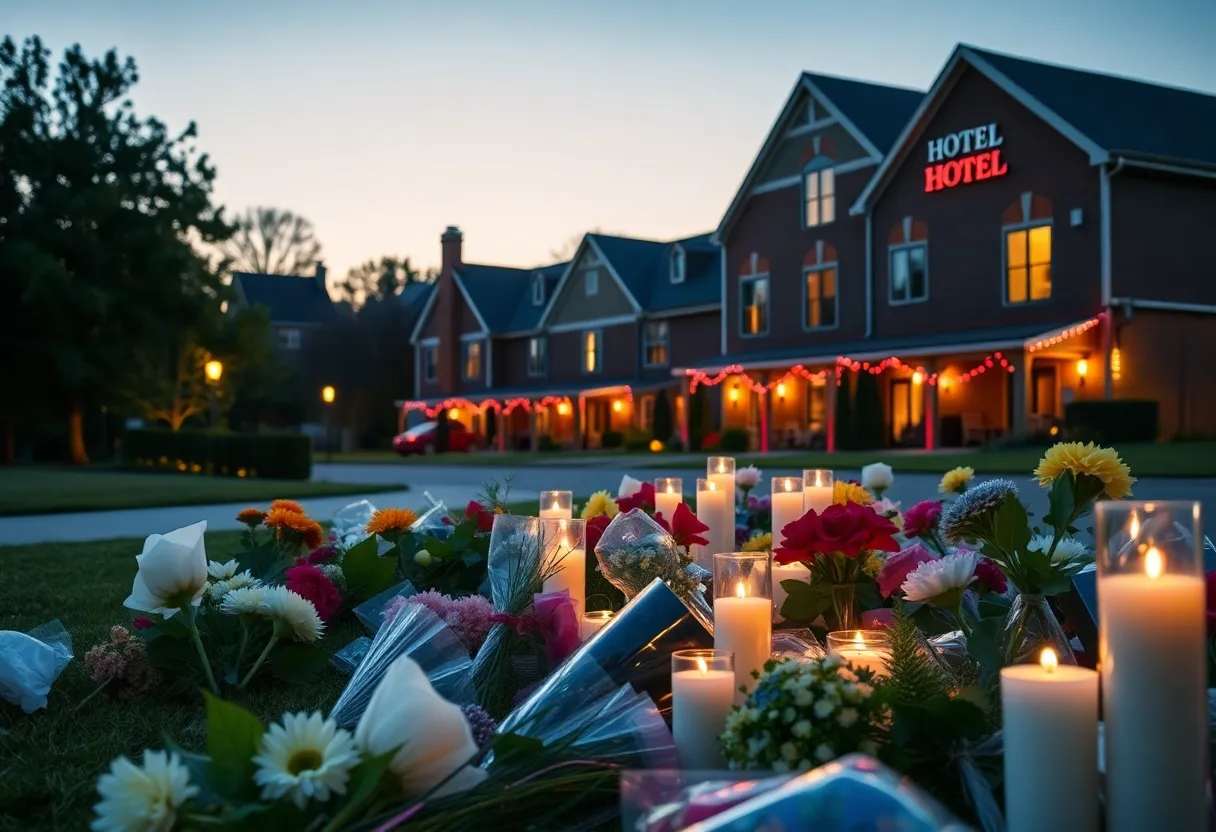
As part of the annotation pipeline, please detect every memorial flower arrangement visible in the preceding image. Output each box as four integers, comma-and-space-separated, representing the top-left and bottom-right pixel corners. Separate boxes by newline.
735, 464, 762, 503
593, 508, 705, 603
861, 462, 894, 498
383, 590, 495, 655
938, 466, 975, 495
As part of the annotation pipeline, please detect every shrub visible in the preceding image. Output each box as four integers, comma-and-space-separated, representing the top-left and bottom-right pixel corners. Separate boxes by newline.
718, 428, 750, 452
664, 436, 685, 453
538, 434, 560, 452
601, 430, 624, 449
1066, 400, 1158, 443
122, 429, 311, 480
624, 428, 650, 452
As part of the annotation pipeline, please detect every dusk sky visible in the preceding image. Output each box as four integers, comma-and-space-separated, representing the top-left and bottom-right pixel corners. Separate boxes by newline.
8, 0, 1216, 284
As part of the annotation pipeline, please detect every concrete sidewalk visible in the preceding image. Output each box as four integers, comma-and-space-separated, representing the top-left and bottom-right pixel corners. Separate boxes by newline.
0, 485, 537, 546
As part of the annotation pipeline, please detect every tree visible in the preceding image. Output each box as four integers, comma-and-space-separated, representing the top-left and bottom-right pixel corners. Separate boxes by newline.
222, 206, 322, 276
336, 256, 427, 309
0, 36, 233, 463
127, 340, 216, 431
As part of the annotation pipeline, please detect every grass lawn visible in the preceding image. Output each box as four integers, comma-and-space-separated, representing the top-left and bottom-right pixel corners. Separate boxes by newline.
0, 530, 363, 831
0, 467, 409, 516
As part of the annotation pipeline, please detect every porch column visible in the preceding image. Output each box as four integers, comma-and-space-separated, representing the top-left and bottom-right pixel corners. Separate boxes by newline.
496, 408, 507, 453
1101, 310, 1115, 400
759, 376, 772, 454
679, 379, 690, 450
826, 376, 838, 453
923, 363, 940, 451
574, 395, 585, 450
529, 402, 540, 452
1011, 352, 1030, 437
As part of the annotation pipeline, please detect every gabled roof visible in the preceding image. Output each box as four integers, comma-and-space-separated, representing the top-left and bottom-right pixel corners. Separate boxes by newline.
414, 260, 568, 339
852, 44, 1216, 214
231, 271, 338, 325
714, 72, 924, 243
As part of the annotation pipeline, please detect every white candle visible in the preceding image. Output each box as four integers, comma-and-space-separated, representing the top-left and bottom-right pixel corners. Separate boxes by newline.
770, 477, 803, 549
539, 503, 571, 520
1001, 649, 1099, 832
579, 610, 613, 641
802, 469, 834, 515
1099, 549, 1207, 831
828, 630, 890, 677
694, 481, 732, 570
544, 533, 586, 617
771, 563, 809, 623
708, 457, 736, 513
655, 478, 683, 524
539, 490, 572, 520
673, 659, 736, 769
714, 584, 772, 703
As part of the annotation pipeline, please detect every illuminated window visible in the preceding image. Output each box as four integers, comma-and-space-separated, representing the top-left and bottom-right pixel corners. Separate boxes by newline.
585, 269, 599, 296
527, 337, 546, 376
1005, 224, 1052, 304
890, 244, 928, 304
670, 248, 685, 284
582, 329, 601, 373
531, 273, 545, 306
803, 166, 835, 228
643, 321, 669, 367
462, 341, 482, 380
804, 265, 837, 329
422, 345, 437, 383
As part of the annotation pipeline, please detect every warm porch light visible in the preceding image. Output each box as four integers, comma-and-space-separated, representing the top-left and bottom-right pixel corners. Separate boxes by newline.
612, 399, 623, 413
1076, 358, 1089, 378
776, 382, 787, 398
557, 401, 571, 416
321, 385, 336, 404
448, 407, 460, 420
940, 376, 952, 391
1111, 347, 1122, 382
649, 439, 663, 452
912, 371, 923, 385
204, 359, 223, 383
728, 386, 740, 403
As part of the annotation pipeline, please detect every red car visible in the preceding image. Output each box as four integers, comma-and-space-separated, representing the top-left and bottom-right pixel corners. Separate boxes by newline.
393, 421, 481, 455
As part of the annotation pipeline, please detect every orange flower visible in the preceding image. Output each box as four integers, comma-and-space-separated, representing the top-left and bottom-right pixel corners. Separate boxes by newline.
265, 507, 325, 550
269, 499, 306, 515
236, 508, 266, 526
366, 508, 418, 538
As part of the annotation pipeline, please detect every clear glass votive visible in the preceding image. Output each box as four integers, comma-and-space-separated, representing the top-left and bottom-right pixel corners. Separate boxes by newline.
826, 629, 891, 677
802, 468, 834, 514
540, 517, 586, 616
579, 609, 614, 641
671, 649, 736, 769
538, 490, 573, 519
713, 553, 771, 702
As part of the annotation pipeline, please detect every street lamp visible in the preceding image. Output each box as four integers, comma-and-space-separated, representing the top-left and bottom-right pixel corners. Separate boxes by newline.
321, 386, 336, 463
204, 359, 223, 429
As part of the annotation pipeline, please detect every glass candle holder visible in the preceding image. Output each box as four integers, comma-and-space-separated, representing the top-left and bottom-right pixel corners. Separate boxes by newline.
655, 477, 683, 522
770, 476, 804, 548
694, 477, 732, 570
707, 456, 736, 511
713, 552, 771, 702
539, 490, 573, 519
802, 468, 834, 514
671, 649, 736, 769
1094, 500, 1206, 831
826, 629, 891, 677
579, 609, 614, 642
541, 518, 586, 617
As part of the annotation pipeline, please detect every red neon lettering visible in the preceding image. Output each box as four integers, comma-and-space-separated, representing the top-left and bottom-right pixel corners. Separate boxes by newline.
923, 149, 1010, 193
975, 152, 991, 179
960, 155, 977, 183
942, 160, 962, 188
990, 148, 1008, 177
924, 164, 943, 193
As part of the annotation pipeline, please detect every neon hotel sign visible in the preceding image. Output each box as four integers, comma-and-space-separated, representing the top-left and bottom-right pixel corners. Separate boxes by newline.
924, 123, 1008, 193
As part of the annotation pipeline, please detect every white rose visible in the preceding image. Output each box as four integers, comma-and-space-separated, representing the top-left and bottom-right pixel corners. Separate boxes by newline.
354, 656, 486, 799
861, 462, 894, 493
617, 475, 643, 498
124, 521, 209, 618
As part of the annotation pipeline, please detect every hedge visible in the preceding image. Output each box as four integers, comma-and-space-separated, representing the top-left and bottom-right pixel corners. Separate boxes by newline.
122, 429, 312, 480
1065, 400, 1159, 444
718, 428, 750, 452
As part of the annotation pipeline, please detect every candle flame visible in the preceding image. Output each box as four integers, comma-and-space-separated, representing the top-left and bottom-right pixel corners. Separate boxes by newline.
783, 479, 793, 493
550, 499, 560, 512
708, 481, 716, 491
717, 462, 726, 474
1040, 648, 1058, 674
1145, 546, 1164, 580
736, 582, 746, 600
697, 657, 709, 674
666, 483, 674, 494
853, 631, 864, 647
1128, 511, 1140, 539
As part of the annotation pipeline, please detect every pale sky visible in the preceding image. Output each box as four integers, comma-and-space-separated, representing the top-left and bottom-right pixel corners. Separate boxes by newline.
8, 0, 1216, 282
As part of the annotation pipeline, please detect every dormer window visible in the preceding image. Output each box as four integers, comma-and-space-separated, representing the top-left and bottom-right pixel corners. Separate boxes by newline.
803, 162, 835, 228
532, 272, 545, 306
670, 248, 686, 284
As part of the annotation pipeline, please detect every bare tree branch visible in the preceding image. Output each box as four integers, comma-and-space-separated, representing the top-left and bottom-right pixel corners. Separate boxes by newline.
221, 206, 323, 275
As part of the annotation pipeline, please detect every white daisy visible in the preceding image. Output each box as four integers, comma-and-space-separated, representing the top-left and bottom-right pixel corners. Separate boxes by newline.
260, 585, 324, 642
252, 712, 359, 809
901, 550, 978, 604
1027, 534, 1090, 564
226, 570, 256, 591
92, 749, 197, 832
207, 559, 239, 580
220, 585, 267, 616
206, 580, 230, 602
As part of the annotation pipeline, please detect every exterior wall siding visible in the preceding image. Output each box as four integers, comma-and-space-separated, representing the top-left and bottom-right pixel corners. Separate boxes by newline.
1113, 310, 1216, 437
494, 335, 541, 390
666, 311, 722, 371
870, 67, 1102, 338
548, 323, 638, 383
547, 248, 636, 324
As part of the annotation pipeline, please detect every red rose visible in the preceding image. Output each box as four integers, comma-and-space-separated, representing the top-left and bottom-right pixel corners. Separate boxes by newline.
903, 500, 943, 539
616, 482, 656, 514
655, 502, 710, 550
466, 500, 494, 532
877, 543, 937, 598
973, 556, 1008, 595
774, 501, 899, 565
285, 563, 342, 622
586, 514, 611, 552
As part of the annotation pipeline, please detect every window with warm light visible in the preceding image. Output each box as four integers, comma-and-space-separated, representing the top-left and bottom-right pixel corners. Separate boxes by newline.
582, 329, 601, 373
890, 244, 928, 304
1005, 224, 1052, 304
462, 341, 482, 380
422, 346, 436, 383
803, 166, 835, 228
670, 248, 685, 284
527, 337, 546, 376
740, 274, 769, 336
278, 327, 301, 350
585, 269, 599, 296
643, 321, 669, 367
804, 265, 837, 329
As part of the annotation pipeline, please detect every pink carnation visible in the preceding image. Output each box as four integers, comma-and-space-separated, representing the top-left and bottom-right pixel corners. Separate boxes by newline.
285, 563, 342, 622
877, 542, 938, 598
383, 590, 494, 655
903, 500, 943, 539
973, 556, 1009, 595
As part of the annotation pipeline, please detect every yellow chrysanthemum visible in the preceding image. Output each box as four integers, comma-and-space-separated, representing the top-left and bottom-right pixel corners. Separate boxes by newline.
1034, 442, 1135, 499
938, 466, 975, 495
580, 490, 620, 520
269, 499, 306, 515
861, 553, 885, 578
742, 533, 772, 552
833, 480, 874, 506
365, 508, 419, 537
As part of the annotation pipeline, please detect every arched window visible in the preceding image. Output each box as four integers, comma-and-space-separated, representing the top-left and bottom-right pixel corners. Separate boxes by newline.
1003, 193, 1053, 305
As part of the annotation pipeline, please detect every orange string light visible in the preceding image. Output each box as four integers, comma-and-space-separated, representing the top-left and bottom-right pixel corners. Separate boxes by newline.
1026, 313, 1106, 353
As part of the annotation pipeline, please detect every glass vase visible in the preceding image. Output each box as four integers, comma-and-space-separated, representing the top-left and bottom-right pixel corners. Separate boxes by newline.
1000, 593, 1076, 666
830, 583, 857, 632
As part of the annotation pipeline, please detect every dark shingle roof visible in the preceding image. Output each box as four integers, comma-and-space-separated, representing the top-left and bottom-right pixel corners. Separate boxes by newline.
588, 232, 721, 313
803, 73, 924, 153
457, 261, 568, 334
233, 272, 337, 325
967, 46, 1216, 168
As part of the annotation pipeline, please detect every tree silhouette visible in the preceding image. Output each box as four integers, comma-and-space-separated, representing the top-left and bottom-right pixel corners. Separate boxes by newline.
223, 207, 323, 275
336, 256, 432, 309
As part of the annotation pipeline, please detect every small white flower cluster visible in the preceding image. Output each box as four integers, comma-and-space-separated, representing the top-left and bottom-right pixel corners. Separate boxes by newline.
204, 559, 258, 604
719, 655, 882, 774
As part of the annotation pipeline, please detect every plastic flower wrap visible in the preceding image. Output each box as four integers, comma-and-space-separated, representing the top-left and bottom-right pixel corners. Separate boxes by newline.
352, 580, 417, 633
0, 620, 73, 713
331, 500, 377, 550
329, 603, 473, 727
593, 508, 708, 607
622, 772, 795, 832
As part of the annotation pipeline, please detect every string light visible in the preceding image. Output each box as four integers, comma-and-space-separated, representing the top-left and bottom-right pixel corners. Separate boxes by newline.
402, 392, 599, 419
1026, 314, 1106, 353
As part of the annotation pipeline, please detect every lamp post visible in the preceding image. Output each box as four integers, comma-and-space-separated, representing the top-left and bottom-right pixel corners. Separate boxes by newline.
204, 359, 223, 430
321, 386, 336, 463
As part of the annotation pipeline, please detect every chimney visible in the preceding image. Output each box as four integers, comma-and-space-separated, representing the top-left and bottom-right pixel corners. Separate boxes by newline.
435, 227, 464, 394
441, 226, 463, 275
314, 261, 328, 294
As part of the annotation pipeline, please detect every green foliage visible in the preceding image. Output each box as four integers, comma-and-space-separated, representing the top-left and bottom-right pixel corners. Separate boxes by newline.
853, 372, 884, 449
1066, 399, 1158, 443
122, 428, 312, 480
342, 536, 399, 601
885, 604, 949, 706
203, 693, 265, 800
600, 429, 624, 449
718, 427, 750, 452
834, 376, 855, 450
652, 390, 674, 442
623, 428, 650, 451
537, 434, 560, 452
397, 518, 491, 596
266, 643, 333, 684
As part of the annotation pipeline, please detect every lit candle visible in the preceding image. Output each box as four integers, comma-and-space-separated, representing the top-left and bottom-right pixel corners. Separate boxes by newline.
771, 562, 809, 623
802, 469, 834, 514
654, 477, 683, 524
707, 456, 736, 512
542, 519, 586, 618
1096, 501, 1207, 832
672, 649, 736, 769
579, 610, 613, 641
770, 476, 803, 548
694, 478, 731, 571
713, 553, 772, 703
539, 490, 572, 520
1000, 648, 1099, 832
827, 630, 891, 677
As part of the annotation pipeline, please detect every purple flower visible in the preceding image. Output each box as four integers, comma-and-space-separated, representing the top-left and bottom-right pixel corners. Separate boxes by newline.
735, 525, 751, 546
384, 590, 495, 654
461, 704, 498, 748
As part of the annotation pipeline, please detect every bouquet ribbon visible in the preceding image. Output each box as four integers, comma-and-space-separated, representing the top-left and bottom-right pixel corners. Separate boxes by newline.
489, 590, 580, 665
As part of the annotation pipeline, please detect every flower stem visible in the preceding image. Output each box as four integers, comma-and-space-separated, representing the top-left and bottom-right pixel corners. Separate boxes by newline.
184, 604, 219, 695
236, 617, 250, 671
953, 602, 974, 641
239, 634, 279, 690
73, 677, 113, 712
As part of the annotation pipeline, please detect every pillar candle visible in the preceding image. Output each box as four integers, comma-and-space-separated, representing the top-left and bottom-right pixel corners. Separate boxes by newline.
802, 469, 834, 515
579, 610, 613, 641
714, 585, 772, 703
707, 457, 736, 513
694, 480, 731, 570
770, 477, 803, 548
771, 563, 809, 623
543, 545, 585, 618
1000, 649, 1099, 832
539, 491, 572, 520
655, 478, 683, 524
672, 653, 736, 769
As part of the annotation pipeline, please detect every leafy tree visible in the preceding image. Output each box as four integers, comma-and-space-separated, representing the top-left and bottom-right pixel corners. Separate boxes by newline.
336, 255, 429, 309
222, 206, 322, 276
0, 36, 233, 463
126, 340, 217, 431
